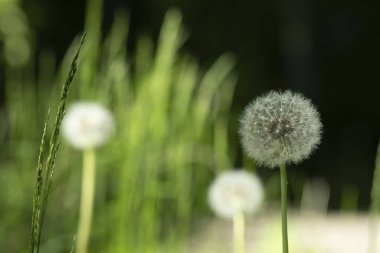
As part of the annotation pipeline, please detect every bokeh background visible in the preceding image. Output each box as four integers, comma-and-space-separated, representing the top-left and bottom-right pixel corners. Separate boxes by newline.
12, 0, 379, 209
1, 0, 380, 252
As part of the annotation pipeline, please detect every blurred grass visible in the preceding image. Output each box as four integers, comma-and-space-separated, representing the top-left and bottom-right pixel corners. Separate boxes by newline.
1, 0, 366, 252
0, 0, 236, 252
0, 0, 32, 67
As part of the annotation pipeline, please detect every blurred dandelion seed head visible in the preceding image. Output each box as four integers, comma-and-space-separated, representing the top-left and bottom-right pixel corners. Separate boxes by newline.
239, 90, 322, 168
62, 102, 115, 149
208, 170, 264, 219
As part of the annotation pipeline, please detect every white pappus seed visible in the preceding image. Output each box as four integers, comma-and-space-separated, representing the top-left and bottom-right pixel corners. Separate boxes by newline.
208, 170, 264, 219
239, 90, 322, 168
62, 102, 115, 150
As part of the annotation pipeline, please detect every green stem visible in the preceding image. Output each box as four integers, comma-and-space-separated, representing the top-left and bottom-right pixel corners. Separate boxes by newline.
369, 141, 380, 253
76, 148, 96, 253
280, 164, 289, 253
233, 210, 245, 253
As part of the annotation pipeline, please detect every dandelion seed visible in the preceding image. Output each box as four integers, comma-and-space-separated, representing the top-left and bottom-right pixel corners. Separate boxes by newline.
239, 90, 322, 168
62, 102, 115, 253
208, 170, 264, 219
62, 102, 115, 149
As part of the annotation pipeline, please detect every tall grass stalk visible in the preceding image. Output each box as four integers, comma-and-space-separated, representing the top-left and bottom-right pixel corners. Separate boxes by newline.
28, 33, 85, 253
28, 113, 49, 253
79, 0, 102, 98
369, 140, 380, 253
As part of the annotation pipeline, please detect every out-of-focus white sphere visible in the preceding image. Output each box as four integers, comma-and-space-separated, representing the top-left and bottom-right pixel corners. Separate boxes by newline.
62, 102, 115, 149
208, 170, 264, 219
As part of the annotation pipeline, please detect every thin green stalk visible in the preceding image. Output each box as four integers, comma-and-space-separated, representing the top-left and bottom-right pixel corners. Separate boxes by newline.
233, 210, 245, 253
369, 140, 380, 253
280, 163, 289, 253
28, 33, 85, 253
76, 148, 96, 253
28, 114, 49, 253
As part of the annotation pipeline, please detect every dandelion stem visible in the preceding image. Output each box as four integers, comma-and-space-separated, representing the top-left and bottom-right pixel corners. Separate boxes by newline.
233, 210, 245, 253
76, 148, 96, 253
280, 163, 289, 253
369, 140, 380, 253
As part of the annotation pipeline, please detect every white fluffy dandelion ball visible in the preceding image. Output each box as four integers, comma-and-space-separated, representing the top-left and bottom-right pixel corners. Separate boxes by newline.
208, 170, 264, 219
62, 102, 115, 149
239, 90, 322, 168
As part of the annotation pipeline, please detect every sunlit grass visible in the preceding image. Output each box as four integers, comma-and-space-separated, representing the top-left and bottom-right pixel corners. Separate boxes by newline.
0, 0, 236, 252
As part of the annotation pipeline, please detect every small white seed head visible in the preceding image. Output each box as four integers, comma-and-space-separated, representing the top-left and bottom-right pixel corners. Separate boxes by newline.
208, 170, 264, 219
62, 102, 115, 149
239, 90, 322, 168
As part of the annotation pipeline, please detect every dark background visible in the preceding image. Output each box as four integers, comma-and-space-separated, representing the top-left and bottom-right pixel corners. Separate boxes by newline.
16, 0, 380, 209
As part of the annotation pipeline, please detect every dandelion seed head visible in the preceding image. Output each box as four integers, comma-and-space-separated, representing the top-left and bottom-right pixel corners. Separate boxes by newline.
239, 90, 322, 168
62, 102, 115, 149
208, 170, 264, 219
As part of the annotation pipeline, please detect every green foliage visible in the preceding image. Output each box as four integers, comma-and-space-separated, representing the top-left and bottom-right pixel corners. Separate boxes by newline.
0, 1, 236, 252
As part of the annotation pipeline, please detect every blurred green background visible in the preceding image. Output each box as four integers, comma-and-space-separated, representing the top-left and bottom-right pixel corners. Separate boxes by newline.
13, 0, 380, 209
0, 0, 380, 252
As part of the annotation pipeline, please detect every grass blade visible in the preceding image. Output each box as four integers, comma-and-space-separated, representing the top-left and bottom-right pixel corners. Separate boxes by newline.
29, 33, 86, 253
